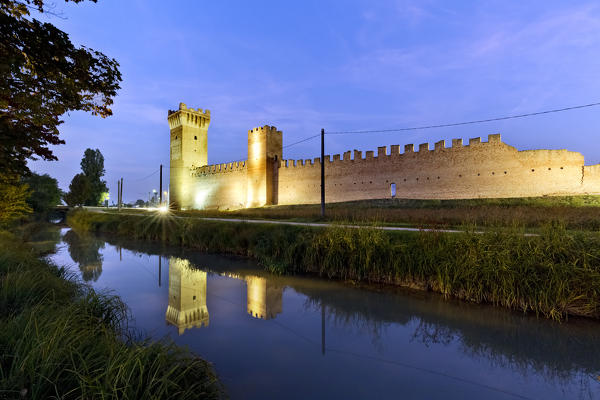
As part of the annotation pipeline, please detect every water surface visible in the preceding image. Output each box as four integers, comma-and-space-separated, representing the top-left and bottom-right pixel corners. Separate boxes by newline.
47, 228, 600, 399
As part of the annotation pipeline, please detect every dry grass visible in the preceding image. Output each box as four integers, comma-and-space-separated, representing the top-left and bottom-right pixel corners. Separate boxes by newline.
169, 196, 600, 230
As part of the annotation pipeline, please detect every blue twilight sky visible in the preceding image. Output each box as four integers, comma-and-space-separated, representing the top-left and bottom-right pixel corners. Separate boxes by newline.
28, 0, 600, 203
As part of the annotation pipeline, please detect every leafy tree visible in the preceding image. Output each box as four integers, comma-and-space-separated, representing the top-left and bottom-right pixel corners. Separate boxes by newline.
0, 176, 31, 223
0, 0, 122, 176
134, 199, 145, 207
64, 173, 91, 207
21, 172, 61, 218
80, 148, 108, 205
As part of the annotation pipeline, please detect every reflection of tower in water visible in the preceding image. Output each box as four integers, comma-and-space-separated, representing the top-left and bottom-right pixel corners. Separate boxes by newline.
246, 276, 283, 320
165, 257, 209, 334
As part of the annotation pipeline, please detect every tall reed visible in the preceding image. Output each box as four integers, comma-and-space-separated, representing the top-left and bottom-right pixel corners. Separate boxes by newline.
68, 210, 600, 320
0, 228, 222, 399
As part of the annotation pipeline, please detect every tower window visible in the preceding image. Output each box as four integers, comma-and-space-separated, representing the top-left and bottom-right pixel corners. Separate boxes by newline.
194, 136, 197, 140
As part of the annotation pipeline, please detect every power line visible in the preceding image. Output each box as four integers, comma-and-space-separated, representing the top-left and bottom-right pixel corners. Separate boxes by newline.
327, 101, 600, 135
283, 133, 321, 149
133, 169, 159, 181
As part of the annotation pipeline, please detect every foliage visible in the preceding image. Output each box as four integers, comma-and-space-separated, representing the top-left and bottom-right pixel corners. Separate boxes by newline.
0, 228, 223, 399
63, 173, 91, 207
79, 148, 108, 205
0, 0, 121, 176
68, 210, 600, 321
0, 176, 31, 223
21, 172, 61, 218
135, 199, 146, 207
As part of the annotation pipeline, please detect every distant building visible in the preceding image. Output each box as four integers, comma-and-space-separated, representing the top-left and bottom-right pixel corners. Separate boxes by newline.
168, 103, 600, 210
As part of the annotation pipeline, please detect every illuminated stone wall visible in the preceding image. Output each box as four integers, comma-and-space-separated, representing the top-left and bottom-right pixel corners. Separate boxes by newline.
168, 103, 210, 210
277, 134, 597, 204
247, 126, 282, 207
168, 106, 600, 210
189, 162, 248, 209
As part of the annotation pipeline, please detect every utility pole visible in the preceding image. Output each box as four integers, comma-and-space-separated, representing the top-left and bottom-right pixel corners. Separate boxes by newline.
321, 128, 325, 218
159, 164, 163, 205
117, 180, 120, 211
120, 178, 123, 209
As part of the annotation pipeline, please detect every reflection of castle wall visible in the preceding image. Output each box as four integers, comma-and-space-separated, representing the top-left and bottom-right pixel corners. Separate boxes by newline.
246, 276, 283, 320
165, 257, 209, 334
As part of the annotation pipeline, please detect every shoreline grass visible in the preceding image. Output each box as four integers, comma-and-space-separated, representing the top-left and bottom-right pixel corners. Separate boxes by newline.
0, 226, 223, 399
100, 195, 600, 231
68, 209, 600, 321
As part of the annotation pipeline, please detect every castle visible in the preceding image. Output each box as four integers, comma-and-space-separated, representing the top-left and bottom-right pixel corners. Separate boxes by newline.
168, 103, 600, 210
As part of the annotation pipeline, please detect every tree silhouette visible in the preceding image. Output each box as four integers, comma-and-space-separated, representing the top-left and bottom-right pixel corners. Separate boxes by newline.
64, 173, 91, 207
80, 148, 108, 205
21, 172, 61, 219
0, 0, 121, 176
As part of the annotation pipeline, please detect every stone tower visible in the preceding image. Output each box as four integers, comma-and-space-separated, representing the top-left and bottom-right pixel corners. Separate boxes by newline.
245, 275, 283, 320
168, 103, 210, 209
247, 126, 282, 207
165, 257, 209, 335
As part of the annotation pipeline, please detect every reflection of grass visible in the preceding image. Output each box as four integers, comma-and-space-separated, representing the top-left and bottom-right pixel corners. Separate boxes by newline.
298, 284, 600, 388
0, 228, 222, 399
69, 209, 600, 321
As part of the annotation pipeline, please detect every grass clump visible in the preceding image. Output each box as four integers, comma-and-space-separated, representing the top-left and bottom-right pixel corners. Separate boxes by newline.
0, 229, 222, 399
69, 210, 600, 321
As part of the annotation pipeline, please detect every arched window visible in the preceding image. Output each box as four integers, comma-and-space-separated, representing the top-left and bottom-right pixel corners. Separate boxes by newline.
390, 183, 396, 198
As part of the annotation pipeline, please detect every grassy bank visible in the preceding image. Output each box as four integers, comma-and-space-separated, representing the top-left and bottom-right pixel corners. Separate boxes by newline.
68, 210, 600, 321
0, 227, 222, 399
161, 196, 600, 230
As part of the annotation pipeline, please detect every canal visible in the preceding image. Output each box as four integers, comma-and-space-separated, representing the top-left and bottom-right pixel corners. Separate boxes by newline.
47, 228, 599, 399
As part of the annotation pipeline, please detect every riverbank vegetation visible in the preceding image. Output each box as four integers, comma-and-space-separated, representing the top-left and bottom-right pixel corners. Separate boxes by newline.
68, 209, 600, 321
0, 227, 222, 399
162, 196, 600, 230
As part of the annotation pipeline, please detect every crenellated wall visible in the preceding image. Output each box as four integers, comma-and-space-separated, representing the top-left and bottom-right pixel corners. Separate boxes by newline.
172, 133, 600, 210
276, 133, 595, 205
188, 161, 248, 210
168, 106, 600, 210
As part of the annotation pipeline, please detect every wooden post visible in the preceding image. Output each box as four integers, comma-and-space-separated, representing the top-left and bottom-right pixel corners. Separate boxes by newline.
117, 180, 120, 211
320, 128, 325, 218
120, 178, 123, 209
159, 164, 163, 205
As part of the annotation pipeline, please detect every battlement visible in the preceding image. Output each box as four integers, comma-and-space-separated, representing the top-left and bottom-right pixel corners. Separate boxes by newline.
168, 102, 211, 129
191, 160, 247, 176
279, 134, 508, 170
248, 125, 282, 136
